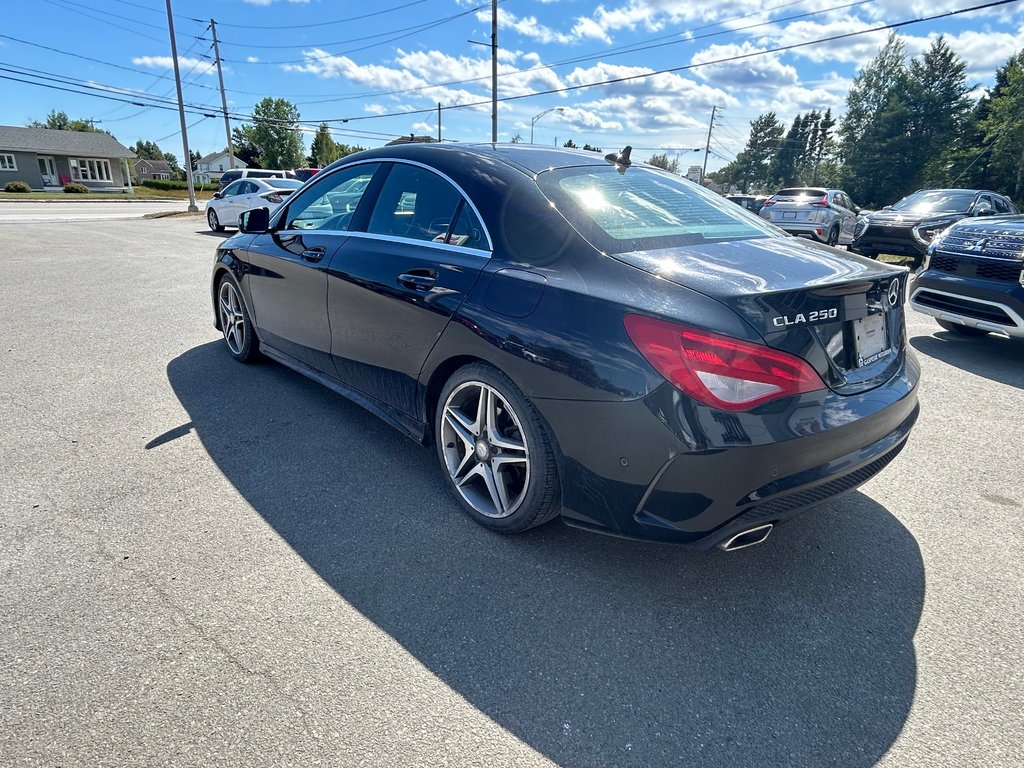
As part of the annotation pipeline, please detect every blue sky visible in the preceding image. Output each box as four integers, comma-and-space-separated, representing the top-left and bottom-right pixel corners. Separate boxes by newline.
2, 0, 1022, 169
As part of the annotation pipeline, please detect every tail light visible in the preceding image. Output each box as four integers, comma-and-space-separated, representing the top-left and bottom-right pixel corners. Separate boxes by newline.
761, 199, 776, 207
811, 196, 830, 207
624, 315, 825, 411
264, 193, 283, 204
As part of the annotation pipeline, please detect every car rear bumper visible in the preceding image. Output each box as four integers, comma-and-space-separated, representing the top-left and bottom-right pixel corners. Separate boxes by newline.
773, 222, 829, 241
911, 270, 1024, 338
532, 352, 920, 548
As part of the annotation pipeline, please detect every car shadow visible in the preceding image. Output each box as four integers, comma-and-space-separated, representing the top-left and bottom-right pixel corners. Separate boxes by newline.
195, 229, 232, 239
164, 341, 924, 767
910, 332, 1024, 389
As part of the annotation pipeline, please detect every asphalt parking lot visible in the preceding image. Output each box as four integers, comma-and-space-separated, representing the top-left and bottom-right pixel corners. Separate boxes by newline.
1, 213, 1022, 767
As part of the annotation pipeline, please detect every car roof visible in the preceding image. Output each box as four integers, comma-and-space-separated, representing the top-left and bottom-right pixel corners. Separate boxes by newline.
326, 142, 621, 177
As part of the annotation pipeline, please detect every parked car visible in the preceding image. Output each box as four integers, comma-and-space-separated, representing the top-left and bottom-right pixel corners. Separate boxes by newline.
293, 168, 321, 182
725, 194, 768, 214
910, 215, 1024, 339
217, 168, 294, 191
851, 188, 1017, 268
206, 177, 305, 231
759, 187, 861, 245
211, 143, 919, 551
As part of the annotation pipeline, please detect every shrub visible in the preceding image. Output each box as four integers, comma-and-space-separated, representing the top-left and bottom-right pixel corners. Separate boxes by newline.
4, 180, 31, 193
141, 179, 210, 192
64, 182, 89, 194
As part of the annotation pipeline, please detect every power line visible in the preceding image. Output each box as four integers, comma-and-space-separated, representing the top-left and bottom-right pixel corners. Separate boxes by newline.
214, 0, 430, 30
310, 0, 1020, 125
40, 0, 192, 45
219, 1, 503, 64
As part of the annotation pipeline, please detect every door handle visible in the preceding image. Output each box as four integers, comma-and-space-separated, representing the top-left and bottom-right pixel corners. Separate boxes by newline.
398, 271, 437, 291
301, 247, 327, 263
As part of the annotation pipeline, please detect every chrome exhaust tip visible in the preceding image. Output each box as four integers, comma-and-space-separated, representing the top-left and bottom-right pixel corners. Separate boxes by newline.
717, 523, 774, 552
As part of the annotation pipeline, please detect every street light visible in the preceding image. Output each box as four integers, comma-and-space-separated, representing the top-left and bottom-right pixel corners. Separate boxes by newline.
530, 107, 565, 144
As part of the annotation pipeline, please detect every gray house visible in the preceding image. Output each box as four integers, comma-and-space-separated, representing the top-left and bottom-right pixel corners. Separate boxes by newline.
0, 125, 136, 191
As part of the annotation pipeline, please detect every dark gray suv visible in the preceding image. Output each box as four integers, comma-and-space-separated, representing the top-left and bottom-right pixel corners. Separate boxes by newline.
759, 187, 860, 246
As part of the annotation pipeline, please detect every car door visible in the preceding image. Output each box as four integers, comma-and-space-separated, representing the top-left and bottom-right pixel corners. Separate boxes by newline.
239, 163, 384, 373
233, 180, 263, 220
216, 180, 244, 223
326, 161, 491, 416
835, 192, 858, 242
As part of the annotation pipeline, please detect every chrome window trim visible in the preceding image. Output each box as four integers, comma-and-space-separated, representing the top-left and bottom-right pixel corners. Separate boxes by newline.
285, 157, 494, 253
274, 228, 491, 259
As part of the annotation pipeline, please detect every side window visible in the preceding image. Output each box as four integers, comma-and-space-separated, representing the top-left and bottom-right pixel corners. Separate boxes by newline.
447, 202, 488, 250
284, 163, 380, 231
367, 164, 462, 243
974, 194, 993, 213
221, 180, 244, 197
994, 196, 1010, 214
238, 181, 256, 195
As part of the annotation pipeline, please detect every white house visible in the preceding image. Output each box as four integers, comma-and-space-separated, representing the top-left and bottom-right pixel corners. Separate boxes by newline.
194, 151, 246, 184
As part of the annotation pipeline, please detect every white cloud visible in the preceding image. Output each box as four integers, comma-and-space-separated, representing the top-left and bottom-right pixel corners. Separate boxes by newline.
690, 42, 798, 88
246, 55, 260, 63
132, 55, 219, 76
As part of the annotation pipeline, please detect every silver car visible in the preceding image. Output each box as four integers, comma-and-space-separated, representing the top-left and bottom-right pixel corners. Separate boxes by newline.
759, 187, 861, 246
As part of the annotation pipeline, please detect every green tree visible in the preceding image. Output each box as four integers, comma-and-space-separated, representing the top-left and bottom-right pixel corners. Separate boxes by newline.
839, 34, 915, 206
248, 98, 304, 169
132, 140, 164, 160
980, 53, 1024, 198
309, 123, 337, 168
647, 153, 680, 173
906, 36, 974, 186
230, 125, 263, 168
562, 138, 578, 149
30, 110, 103, 133
712, 112, 785, 192
582, 143, 603, 153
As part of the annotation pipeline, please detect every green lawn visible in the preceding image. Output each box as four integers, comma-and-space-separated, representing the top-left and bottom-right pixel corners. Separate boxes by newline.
0, 186, 215, 202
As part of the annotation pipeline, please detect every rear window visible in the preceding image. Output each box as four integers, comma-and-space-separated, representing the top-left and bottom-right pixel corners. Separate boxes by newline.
775, 188, 826, 198
538, 166, 779, 254
268, 179, 304, 189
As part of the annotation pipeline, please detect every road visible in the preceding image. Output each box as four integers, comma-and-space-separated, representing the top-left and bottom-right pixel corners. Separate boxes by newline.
1, 217, 1021, 767
0, 200, 190, 223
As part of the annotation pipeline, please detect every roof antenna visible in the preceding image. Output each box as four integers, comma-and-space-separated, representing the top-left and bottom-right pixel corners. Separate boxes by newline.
604, 145, 632, 174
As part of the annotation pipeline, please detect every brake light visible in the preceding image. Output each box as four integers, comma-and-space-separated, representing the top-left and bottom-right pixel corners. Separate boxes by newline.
624, 315, 825, 411
265, 193, 283, 204
811, 196, 830, 208
761, 199, 775, 207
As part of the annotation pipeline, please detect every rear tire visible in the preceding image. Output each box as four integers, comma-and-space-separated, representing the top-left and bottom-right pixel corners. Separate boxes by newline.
435, 362, 561, 533
826, 225, 840, 246
937, 319, 989, 337
208, 208, 224, 232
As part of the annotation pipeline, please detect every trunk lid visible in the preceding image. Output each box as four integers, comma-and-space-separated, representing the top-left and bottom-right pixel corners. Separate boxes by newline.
613, 237, 910, 395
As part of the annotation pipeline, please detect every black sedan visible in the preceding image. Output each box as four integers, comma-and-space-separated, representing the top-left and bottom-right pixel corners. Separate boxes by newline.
851, 188, 1017, 268
211, 143, 919, 551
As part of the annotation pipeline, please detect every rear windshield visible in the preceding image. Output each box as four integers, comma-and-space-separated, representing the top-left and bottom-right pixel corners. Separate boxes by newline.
891, 190, 976, 214
538, 166, 780, 254
268, 179, 304, 189
775, 188, 826, 198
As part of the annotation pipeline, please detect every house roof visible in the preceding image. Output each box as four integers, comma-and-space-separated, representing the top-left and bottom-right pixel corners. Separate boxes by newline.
134, 158, 173, 173
198, 150, 244, 165
0, 125, 136, 159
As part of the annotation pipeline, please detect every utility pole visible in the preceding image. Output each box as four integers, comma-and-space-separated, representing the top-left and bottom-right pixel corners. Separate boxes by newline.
490, 0, 498, 143
210, 19, 235, 170
437, 102, 441, 142
165, 0, 197, 211
700, 105, 717, 185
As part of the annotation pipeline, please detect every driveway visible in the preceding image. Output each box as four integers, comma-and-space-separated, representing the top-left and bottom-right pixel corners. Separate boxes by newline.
0, 200, 190, 223
0, 217, 1021, 767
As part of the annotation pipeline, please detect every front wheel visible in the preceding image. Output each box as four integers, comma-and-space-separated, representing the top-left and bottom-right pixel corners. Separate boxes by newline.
937, 319, 989, 337
217, 275, 260, 362
435, 363, 561, 533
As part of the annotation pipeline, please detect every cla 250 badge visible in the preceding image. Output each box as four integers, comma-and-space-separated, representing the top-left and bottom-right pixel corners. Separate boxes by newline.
772, 308, 839, 327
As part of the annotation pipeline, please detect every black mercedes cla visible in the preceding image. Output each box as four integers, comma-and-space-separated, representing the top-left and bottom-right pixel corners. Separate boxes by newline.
211, 143, 919, 551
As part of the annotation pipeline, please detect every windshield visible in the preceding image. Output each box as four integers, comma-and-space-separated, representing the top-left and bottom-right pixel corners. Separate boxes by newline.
538, 166, 780, 254
891, 190, 976, 214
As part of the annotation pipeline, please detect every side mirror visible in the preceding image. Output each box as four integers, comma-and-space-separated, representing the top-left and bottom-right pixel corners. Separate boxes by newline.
239, 207, 270, 233
212, 191, 223, 199
882, 205, 892, 210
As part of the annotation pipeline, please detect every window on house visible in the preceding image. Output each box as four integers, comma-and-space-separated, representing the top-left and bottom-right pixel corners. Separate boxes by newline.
0, 154, 17, 171
70, 158, 113, 182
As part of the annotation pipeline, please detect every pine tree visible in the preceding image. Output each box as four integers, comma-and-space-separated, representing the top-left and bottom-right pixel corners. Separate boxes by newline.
309, 123, 337, 168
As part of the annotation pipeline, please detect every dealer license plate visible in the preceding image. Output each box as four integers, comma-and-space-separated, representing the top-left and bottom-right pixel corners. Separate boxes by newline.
853, 313, 888, 367
782, 211, 797, 219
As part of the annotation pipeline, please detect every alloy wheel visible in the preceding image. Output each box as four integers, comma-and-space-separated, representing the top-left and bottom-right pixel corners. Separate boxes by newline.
208, 209, 219, 230
440, 381, 530, 519
218, 280, 246, 355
